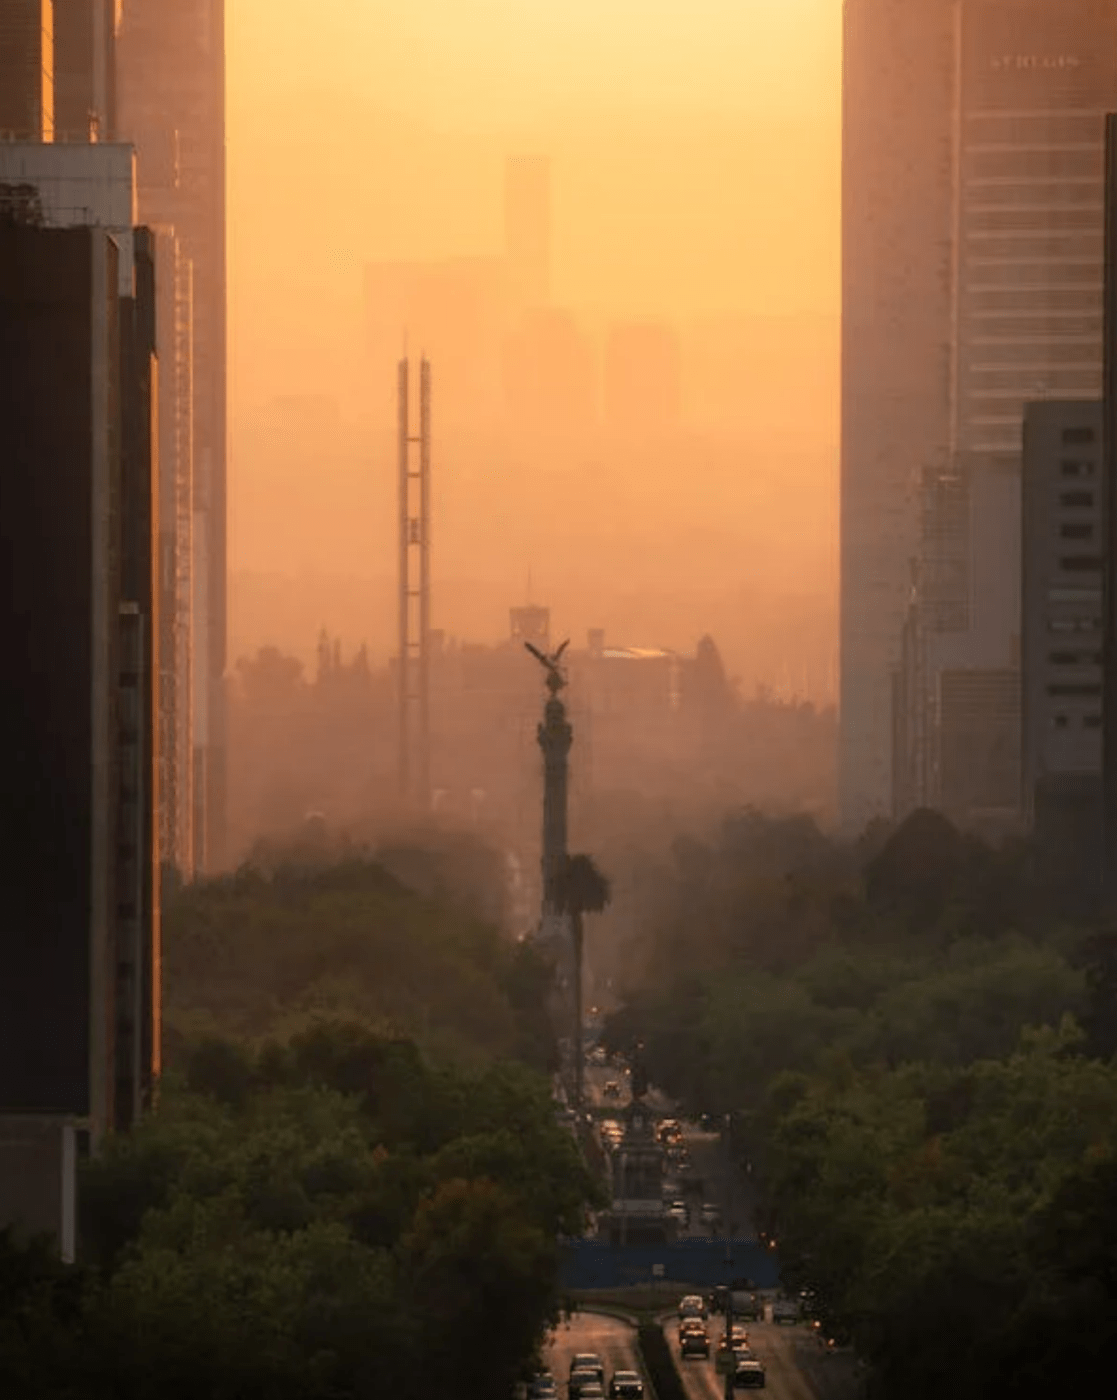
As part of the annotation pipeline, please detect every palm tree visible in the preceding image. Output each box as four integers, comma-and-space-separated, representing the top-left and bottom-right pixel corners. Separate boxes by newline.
551, 853, 611, 1106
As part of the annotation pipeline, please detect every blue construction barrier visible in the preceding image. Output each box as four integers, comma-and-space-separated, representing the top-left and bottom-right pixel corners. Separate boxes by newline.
561, 1239, 782, 1291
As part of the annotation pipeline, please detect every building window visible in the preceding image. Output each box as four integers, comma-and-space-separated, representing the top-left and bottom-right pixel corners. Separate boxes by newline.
1060, 556, 1103, 573
1048, 588, 1101, 604
1060, 459, 1096, 477
1062, 426, 1096, 445
1048, 684, 1103, 697
1049, 618, 1101, 633
1060, 523, 1094, 540
1049, 650, 1102, 666
1059, 491, 1094, 507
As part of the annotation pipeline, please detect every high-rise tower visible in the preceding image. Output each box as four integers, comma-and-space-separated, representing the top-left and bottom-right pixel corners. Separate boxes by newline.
0, 0, 54, 139
841, 0, 1117, 830
504, 154, 551, 312
51, 0, 115, 139
116, 0, 227, 870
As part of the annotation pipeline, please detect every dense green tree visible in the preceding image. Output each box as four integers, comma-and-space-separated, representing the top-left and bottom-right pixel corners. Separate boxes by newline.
162, 855, 556, 1072
36, 1017, 598, 1400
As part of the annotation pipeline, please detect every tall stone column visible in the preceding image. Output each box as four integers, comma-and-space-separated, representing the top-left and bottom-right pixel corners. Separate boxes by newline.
526, 642, 575, 1095
538, 690, 572, 914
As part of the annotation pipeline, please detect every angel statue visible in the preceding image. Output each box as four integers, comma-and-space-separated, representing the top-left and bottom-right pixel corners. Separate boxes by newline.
524, 638, 570, 696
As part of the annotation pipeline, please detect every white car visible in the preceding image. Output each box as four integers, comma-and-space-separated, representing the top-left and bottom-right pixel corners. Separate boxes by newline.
699, 1202, 720, 1226
677, 1293, 707, 1319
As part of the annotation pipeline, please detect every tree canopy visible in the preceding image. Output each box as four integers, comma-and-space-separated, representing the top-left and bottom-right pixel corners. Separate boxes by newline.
602, 807, 1117, 1398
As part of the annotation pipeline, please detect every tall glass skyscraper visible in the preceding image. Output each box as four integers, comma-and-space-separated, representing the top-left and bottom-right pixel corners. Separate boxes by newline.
841, 0, 1117, 830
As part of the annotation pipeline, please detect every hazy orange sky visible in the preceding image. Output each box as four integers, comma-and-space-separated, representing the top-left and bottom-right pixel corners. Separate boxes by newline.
225, 0, 842, 693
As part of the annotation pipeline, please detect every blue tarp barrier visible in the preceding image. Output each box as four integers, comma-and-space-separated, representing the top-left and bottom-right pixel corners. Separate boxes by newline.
561, 1239, 782, 1291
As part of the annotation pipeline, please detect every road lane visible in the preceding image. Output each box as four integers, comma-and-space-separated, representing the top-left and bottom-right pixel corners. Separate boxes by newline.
665, 1316, 818, 1400
545, 1310, 644, 1393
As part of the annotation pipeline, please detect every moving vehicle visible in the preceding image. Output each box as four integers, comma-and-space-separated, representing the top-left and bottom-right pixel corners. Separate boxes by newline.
733, 1358, 767, 1389
772, 1295, 800, 1325
570, 1355, 606, 1385
717, 1339, 754, 1366
679, 1326, 709, 1358
603, 1080, 621, 1099
678, 1294, 707, 1320
530, 1374, 557, 1399
668, 1201, 690, 1228
732, 1291, 763, 1322
608, 1371, 644, 1399
699, 1202, 720, 1228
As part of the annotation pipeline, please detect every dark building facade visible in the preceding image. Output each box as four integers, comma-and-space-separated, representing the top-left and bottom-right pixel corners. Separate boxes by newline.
51, 0, 115, 140
0, 0, 53, 140
0, 220, 159, 1242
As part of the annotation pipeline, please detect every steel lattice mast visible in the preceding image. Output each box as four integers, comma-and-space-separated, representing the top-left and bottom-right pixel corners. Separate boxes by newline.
397, 357, 432, 807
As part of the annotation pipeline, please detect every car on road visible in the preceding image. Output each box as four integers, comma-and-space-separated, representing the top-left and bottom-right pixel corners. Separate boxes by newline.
732, 1292, 763, 1322
733, 1358, 767, 1389
569, 1355, 605, 1385
772, 1295, 800, 1325
667, 1200, 690, 1228
608, 1370, 644, 1399
717, 1339, 754, 1366
530, 1373, 557, 1400
678, 1293, 707, 1319
679, 1326, 709, 1358
699, 1202, 720, 1228
603, 1080, 621, 1099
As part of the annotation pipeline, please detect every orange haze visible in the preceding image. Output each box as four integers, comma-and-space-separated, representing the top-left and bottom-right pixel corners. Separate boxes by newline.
226, 0, 841, 699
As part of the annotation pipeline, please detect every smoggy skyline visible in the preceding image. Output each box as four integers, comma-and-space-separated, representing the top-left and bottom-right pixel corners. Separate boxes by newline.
224, 1, 841, 695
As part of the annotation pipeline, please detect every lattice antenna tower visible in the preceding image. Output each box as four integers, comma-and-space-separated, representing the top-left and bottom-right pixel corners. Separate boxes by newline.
397, 358, 432, 805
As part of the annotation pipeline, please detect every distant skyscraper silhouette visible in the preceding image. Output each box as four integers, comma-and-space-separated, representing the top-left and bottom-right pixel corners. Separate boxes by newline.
505, 154, 551, 311
603, 322, 681, 432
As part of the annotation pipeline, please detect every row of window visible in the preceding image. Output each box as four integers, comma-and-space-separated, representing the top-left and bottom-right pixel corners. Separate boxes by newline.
1048, 683, 1102, 697
965, 151, 1101, 182
1049, 617, 1100, 633
1050, 713, 1102, 730
1048, 587, 1100, 604
1049, 650, 1102, 666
